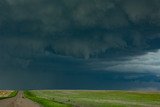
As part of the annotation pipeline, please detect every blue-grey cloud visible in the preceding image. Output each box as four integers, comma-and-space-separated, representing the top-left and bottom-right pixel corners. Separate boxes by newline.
0, 0, 160, 89
0, 0, 160, 59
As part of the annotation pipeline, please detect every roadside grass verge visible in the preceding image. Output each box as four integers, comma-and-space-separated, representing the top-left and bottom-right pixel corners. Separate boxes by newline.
24, 91, 72, 107
0, 91, 18, 100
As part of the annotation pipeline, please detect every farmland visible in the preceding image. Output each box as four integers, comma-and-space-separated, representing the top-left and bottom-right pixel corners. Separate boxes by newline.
0, 91, 13, 97
24, 90, 160, 107
0, 90, 17, 100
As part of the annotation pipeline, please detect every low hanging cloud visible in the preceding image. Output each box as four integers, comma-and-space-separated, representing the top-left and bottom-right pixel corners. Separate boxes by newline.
1, 0, 160, 60
1, 0, 160, 89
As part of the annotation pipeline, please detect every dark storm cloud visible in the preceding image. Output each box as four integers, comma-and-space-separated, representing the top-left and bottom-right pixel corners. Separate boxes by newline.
1, 0, 160, 89
1, 0, 160, 59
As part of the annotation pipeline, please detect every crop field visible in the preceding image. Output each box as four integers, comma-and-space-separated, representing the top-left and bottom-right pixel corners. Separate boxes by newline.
0, 90, 14, 97
25, 90, 160, 107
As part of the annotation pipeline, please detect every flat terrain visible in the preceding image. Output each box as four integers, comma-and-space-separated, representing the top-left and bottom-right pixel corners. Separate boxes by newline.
1, 90, 160, 107
0, 91, 41, 107
29, 90, 160, 107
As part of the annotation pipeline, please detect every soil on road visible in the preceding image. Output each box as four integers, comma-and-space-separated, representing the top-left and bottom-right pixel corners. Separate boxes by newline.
0, 91, 41, 107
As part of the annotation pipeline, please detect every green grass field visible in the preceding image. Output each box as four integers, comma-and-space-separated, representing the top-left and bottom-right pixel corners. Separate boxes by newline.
24, 91, 71, 107
24, 90, 160, 107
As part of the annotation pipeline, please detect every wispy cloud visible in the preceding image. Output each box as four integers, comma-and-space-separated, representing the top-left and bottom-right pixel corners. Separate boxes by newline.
90, 50, 160, 74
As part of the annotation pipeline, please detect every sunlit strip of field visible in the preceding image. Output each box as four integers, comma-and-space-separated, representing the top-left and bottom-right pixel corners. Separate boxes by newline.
0, 90, 14, 97
0, 90, 18, 100
26, 90, 160, 107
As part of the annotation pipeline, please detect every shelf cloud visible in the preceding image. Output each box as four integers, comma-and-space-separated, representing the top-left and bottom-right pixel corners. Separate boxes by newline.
0, 0, 160, 89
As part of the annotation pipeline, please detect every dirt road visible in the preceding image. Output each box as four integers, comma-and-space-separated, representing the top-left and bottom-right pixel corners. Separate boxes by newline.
0, 91, 41, 107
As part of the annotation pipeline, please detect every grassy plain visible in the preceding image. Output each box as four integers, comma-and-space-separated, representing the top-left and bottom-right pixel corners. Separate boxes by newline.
24, 90, 160, 107
24, 91, 71, 107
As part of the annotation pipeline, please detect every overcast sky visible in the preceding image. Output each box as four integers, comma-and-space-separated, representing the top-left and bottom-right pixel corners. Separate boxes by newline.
0, 0, 160, 90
